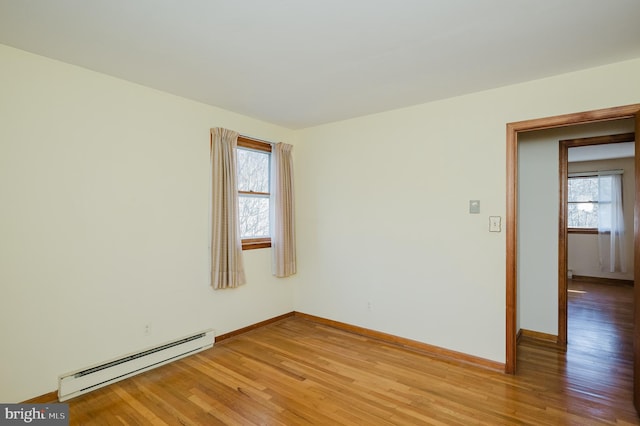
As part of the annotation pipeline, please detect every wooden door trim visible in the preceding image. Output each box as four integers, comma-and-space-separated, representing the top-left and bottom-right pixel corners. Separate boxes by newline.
558, 132, 636, 348
505, 104, 640, 374
558, 140, 569, 348
634, 112, 640, 412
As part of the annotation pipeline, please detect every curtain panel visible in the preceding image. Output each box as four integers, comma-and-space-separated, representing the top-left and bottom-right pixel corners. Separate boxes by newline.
210, 128, 246, 289
272, 142, 297, 277
598, 173, 626, 273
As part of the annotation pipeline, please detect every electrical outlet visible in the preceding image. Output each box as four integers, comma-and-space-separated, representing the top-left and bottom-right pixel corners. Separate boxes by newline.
144, 324, 151, 335
367, 301, 372, 311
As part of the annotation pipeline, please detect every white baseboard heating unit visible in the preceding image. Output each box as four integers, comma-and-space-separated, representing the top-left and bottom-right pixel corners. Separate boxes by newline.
58, 328, 214, 401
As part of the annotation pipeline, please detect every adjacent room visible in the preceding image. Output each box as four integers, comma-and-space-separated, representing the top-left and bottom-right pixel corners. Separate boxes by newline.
1, 1, 640, 424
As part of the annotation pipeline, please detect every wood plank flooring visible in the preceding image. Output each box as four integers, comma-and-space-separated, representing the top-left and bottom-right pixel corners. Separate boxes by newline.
515, 279, 636, 425
68, 281, 638, 425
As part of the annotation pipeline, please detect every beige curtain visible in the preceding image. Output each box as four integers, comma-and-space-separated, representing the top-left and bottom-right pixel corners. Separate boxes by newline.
272, 142, 296, 277
210, 128, 246, 289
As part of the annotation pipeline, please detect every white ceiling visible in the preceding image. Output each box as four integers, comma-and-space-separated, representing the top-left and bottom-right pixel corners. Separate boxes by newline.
1, 1, 639, 129
569, 142, 635, 163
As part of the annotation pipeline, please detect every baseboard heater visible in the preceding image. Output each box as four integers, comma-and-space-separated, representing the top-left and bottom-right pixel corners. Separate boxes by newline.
58, 328, 214, 401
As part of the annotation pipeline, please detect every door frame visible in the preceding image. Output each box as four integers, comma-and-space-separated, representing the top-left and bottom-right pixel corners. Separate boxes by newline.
505, 103, 640, 374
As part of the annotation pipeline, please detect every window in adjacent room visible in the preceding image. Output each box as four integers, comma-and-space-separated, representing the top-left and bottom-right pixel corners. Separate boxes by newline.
567, 174, 616, 232
237, 136, 272, 249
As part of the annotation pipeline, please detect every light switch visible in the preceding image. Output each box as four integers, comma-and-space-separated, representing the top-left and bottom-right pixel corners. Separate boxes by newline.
469, 200, 480, 214
489, 216, 501, 232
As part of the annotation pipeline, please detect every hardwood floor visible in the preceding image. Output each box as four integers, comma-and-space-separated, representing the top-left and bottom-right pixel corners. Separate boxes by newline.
67, 282, 638, 425
516, 279, 637, 425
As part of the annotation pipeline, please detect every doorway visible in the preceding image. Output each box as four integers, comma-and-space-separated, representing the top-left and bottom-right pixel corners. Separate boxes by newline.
515, 123, 634, 350
559, 132, 635, 344
505, 104, 640, 375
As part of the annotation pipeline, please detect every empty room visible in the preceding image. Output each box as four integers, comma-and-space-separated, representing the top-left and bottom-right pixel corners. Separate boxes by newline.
1, 1, 640, 424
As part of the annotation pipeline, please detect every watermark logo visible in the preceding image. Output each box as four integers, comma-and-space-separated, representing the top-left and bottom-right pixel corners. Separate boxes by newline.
0, 404, 68, 425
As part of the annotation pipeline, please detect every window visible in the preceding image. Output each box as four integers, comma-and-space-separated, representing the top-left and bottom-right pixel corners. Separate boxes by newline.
237, 136, 272, 249
568, 176, 598, 230
567, 174, 616, 232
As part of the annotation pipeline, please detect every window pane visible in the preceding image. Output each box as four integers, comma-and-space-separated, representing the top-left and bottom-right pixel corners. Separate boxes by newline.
568, 202, 598, 228
568, 177, 598, 202
239, 196, 270, 238
567, 175, 617, 229
598, 175, 612, 202
237, 149, 270, 193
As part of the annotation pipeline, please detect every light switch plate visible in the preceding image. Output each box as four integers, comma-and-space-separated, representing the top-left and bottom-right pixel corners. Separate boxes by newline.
469, 200, 480, 214
489, 216, 501, 232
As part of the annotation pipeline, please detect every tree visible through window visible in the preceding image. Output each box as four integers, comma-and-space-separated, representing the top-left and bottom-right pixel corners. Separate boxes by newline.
237, 137, 272, 249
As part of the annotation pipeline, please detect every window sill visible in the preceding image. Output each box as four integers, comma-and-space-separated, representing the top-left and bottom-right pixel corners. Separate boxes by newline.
568, 228, 598, 235
242, 238, 272, 250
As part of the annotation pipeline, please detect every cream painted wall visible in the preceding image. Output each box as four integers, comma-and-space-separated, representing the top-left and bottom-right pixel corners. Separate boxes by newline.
517, 121, 634, 336
0, 44, 296, 402
568, 157, 635, 281
517, 136, 559, 335
292, 58, 640, 362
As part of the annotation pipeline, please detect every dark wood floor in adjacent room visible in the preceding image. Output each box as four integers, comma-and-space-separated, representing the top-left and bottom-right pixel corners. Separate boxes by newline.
68, 279, 638, 425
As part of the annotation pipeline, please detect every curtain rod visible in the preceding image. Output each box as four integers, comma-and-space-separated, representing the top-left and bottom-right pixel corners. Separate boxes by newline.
569, 169, 624, 177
